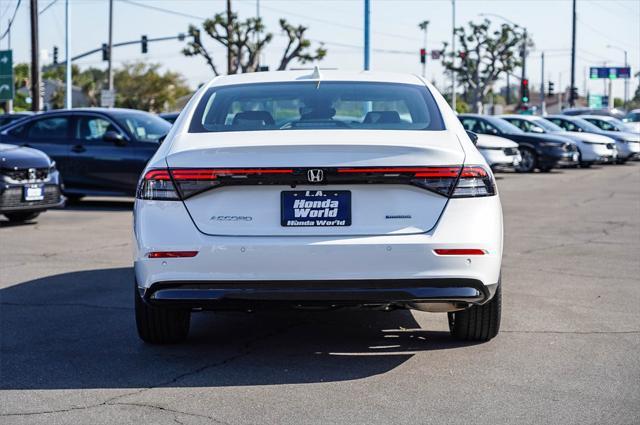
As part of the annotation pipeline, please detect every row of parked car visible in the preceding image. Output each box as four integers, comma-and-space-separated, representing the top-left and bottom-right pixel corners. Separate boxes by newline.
466, 111, 640, 172
0, 106, 638, 223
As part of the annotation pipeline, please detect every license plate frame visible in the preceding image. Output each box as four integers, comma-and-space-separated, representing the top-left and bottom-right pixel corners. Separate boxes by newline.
281, 190, 351, 227
23, 184, 44, 202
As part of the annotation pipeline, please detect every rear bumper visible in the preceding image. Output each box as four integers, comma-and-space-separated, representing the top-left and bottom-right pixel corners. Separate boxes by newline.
134, 195, 503, 295
142, 278, 497, 309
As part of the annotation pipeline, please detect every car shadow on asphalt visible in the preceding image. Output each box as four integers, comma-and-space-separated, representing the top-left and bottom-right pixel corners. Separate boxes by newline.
0, 219, 37, 228
0, 267, 475, 390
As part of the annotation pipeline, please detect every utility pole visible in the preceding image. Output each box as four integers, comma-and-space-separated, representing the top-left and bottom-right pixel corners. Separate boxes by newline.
419, 20, 429, 78
451, 0, 456, 110
540, 52, 545, 115
364, 0, 370, 70
569, 0, 577, 107
29, 0, 41, 112
107, 0, 114, 90
227, 0, 232, 74
65, 0, 71, 109
520, 28, 527, 104
506, 73, 510, 105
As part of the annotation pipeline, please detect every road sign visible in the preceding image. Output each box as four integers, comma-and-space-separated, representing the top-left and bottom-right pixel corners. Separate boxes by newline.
0, 50, 14, 101
589, 67, 631, 80
100, 90, 115, 108
588, 94, 608, 108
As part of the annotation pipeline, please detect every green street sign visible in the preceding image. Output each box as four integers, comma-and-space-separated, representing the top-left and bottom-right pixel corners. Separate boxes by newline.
0, 50, 14, 101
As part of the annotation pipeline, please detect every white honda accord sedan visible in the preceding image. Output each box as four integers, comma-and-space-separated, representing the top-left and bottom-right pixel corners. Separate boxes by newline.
133, 70, 503, 344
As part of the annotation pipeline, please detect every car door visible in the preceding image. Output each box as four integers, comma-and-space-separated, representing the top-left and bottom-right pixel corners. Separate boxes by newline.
69, 113, 138, 195
3, 115, 75, 181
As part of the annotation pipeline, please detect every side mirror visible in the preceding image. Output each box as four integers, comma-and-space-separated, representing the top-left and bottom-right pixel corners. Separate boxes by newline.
531, 126, 544, 133
466, 130, 479, 145
103, 130, 126, 146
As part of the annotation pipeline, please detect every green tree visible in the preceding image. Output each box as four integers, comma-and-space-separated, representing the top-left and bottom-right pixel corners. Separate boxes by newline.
183, 10, 326, 74
114, 62, 190, 112
441, 19, 526, 113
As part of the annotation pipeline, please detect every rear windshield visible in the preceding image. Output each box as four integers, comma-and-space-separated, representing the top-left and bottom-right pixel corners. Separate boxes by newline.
189, 81, 445, 132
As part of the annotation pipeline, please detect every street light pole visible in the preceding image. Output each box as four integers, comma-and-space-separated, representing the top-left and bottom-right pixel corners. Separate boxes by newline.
607, 45, 628, 107
521, 28, 527, 104
419, 20, 429, 78
29, 0, 41, 112
569, 0, 577, 107
364, 0, 370, 70
451, 0, 456, 110
65, 0, 71, 109
107, 0, 113, 91
540, 52, 545, 115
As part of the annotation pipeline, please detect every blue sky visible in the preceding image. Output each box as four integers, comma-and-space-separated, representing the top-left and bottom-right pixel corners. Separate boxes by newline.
1, 0, 639, 100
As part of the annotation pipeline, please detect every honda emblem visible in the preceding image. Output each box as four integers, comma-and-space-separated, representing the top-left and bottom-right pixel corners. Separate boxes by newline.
307, 169, 324, 183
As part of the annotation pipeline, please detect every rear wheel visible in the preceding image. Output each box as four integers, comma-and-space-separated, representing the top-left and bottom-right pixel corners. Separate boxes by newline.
448, 283, 501, 342
135, 284, 191, 344
515, 148, 536, 173
3, 211, 40, 222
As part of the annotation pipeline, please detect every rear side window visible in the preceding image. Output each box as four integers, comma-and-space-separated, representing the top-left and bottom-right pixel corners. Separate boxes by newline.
190, 82, 445, 133
27, 117, 70, 139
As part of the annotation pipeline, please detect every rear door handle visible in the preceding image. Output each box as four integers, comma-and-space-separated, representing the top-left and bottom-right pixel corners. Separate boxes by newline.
72, 145, 86, 153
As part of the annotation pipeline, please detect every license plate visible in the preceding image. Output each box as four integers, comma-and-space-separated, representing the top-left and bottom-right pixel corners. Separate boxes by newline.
23, 185, 44, 201
281, 190, 351, 227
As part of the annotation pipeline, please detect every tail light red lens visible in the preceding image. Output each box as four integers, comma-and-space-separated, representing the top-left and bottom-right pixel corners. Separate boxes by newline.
138, 169, 180, 200
434, 249, 486, 256
148, 251, 198, 258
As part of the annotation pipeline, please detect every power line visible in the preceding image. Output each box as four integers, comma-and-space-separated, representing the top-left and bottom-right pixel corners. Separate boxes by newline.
0, 0, 22, 41
118, 0, 206, 21
39, 0, 59, 15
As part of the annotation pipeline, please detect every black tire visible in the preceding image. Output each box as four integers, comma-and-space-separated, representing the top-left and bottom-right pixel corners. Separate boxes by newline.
448, 283, 501, 342
515, 148, 536, 173
135, 285, 190, 344
538, 165, 553, 172
3, 211, 40, 222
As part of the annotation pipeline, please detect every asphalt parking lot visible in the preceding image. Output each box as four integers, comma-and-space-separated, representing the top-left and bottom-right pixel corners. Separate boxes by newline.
1, 163, 639, 425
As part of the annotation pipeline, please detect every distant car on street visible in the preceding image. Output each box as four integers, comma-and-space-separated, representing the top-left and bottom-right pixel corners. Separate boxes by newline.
475, 134, 522, 169
0, 143, 64, 222
158, 112, 180, 124
0, 112, 33, 128
0, 108, 171, 199
458, 114, 579, 172
547, 115, 640, 163
499, 114, 616, 167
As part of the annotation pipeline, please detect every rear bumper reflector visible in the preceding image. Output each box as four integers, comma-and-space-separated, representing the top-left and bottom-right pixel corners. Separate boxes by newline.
148, 251, 199, 258
433, 249, 486, 256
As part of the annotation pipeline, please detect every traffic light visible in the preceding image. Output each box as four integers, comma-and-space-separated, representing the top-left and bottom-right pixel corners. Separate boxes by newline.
458, 51, 467, 59
420, 48, 426, 64
101, 43, 109, 61
521, 78, 529, 103
141, 35, 148, 54
547, 81, 555, 97
53, 46, 58, 64
193, 29, 201, 45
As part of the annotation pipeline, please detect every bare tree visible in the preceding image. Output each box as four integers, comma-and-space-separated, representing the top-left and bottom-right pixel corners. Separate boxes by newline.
441, 19, 526, 112
277, 19, 326, 71
183, 11, 325, 75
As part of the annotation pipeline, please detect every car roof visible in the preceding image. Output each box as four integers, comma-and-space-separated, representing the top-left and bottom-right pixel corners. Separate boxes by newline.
580, 114, 616, 121
206, 70, 425, 88
498, 114, 542, 120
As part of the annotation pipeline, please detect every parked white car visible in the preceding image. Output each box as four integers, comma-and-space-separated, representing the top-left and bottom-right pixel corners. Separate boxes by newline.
551, 115, 640, 163
500, 115, 616, 166
476, 134, 522, 169
622, 109, 640, 134
133, 69, 503, 344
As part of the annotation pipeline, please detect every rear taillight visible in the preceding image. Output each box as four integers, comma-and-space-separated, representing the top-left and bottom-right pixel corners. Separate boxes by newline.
136, 166, 496, 200
451, 166, 496, 198
137, 169, 180, 200
406, 166, 496, 198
